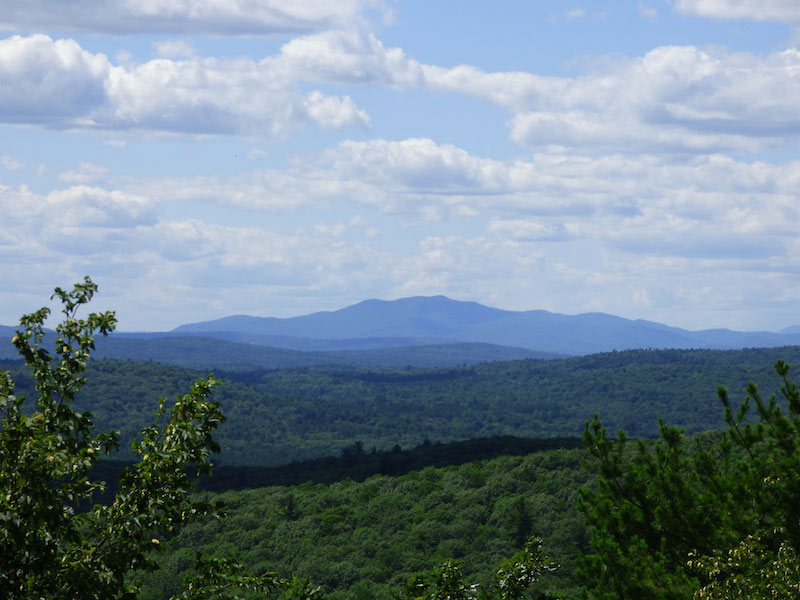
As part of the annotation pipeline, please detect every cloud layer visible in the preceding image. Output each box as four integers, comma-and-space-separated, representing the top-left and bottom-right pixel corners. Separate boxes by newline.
4, 29, 799, 155
3, 134, 800, 330
673, 0, 800, 24
286, 30, 800, 153
0, 0, 384, 35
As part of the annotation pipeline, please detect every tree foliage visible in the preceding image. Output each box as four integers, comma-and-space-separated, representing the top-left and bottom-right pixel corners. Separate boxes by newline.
0, 279, 316, 599
399, 537, 557, 600
579, 360, 800, 599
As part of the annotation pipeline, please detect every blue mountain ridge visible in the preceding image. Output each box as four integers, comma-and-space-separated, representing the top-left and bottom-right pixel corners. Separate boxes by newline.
170, 296, 800, 356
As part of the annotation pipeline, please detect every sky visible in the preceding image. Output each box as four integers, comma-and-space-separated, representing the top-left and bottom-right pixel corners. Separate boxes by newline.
1, 1, 800, 333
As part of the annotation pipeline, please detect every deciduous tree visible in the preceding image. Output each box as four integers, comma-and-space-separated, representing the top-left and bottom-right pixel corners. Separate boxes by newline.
0, 278, 318, 600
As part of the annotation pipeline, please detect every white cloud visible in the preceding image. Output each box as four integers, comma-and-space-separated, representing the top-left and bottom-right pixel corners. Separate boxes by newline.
1, 155, 24, 170
1, 184, 156, 230
3, 155, 800, 331
102, 54, 369, 136
49, 186, 156, 228
316, 137, 798, 207
0, 34, 372, 137
321, 138, 506, 192
273, 28, 800, 154
564, 9, 586, 20
59, 162, 110, 183
280, 28, 424, 88
0, 180, 387, 323
633, 288, 652, 307
304, 90, 371, 130
118, 138, 800, 270
508, 111, 759, 154
0, 0, 385, 35
424, 45, 800, 153
0, 35, 110, 127
133, 169, 333, 211
673, 0, 800, 24
3, 30, 798, 153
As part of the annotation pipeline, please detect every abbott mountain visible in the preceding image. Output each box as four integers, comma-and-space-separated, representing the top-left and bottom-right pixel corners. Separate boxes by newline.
170, 295, 800, 356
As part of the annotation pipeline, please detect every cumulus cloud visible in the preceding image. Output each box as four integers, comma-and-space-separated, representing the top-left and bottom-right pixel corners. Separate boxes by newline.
0, 35, 110, 127
280, 28, 423, 87
3, 29, 798, 151
304, 90, 371, 130
1, 184, 156, 230
0, 34, 371, 137
424, 45, 800, 153
0, 0, 385, 35
2, 152, 800, 331
318, 137, 796, 197
275, 28, 800, 154
321, 138, 507, 192
117, 137, 800, 272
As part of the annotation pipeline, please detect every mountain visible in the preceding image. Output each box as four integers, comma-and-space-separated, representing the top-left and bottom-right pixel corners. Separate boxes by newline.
0, 325, 18, 337
172, 295, 800, 355
171, 296, 503, 340
5, 295, 800, 359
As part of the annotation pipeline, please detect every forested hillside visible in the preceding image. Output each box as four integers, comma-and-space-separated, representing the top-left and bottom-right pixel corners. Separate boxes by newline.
6, 280, 800, 600
0, 333, 560, 368
140, 447, 595, 600
5, 345, 799, 466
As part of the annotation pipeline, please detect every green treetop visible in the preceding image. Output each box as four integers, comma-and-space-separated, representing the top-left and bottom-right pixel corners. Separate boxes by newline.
0, 278, 318, 600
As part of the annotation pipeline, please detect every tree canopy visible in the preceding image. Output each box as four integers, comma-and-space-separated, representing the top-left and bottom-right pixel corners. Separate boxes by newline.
579, 361, 800, 599
0, 278, 316, 599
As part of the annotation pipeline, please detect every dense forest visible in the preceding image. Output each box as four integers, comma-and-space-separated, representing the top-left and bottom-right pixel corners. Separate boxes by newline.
4, 345, 799, 466
139, 447, 595, 600
0, 332, 561, 368
5, 290, 800, 599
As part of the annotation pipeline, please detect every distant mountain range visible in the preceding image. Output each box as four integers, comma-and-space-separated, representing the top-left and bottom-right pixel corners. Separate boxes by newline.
171, 295, 800, 356
4, 296, 800, 365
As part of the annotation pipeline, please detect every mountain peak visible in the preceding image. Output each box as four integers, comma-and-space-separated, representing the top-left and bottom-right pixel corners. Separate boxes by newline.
169, 296, 800, 355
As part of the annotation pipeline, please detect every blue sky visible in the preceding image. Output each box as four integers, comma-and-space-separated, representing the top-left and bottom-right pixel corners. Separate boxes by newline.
2, 1, 800, 332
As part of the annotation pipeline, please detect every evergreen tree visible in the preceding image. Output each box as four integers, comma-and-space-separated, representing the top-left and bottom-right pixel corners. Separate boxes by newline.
579, 360, 800, 599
